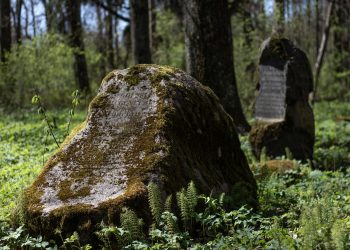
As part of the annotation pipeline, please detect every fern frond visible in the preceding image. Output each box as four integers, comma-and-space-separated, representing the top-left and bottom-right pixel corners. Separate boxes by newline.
163, 211, 178, 234
219, 192, 225, 207
177, 188, 190, 226
147, 182, 163, 225
186, 181, 198, 215
164, 194, 173, 212
120, 207, 143, 242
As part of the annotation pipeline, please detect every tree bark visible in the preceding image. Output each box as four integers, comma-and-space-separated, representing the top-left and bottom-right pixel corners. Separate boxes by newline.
30, 0, 36, 37
91, 0, 130, 22
41, 0, 53, 32
15, 0, 22, 44
148, 0, 157, 55
1, 0, 12, 62
96, 2, 106, 79
315, 0, 320, 60
123, 25, 131, 68
114, 14, 120, 67
23, 1, 29, 39
313, 0, 334, 103
183, 0, 250, 133
66, 0, 90, 94
130, 0, 152, 64
106, 0, 115, 70
334, 0, 350, 88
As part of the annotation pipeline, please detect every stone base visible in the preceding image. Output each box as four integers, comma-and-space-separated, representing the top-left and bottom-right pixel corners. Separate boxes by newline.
249, 121, 314, 162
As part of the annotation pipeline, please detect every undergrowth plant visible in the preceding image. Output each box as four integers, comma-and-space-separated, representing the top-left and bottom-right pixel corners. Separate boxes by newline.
1, 102, 349, 249
31, 90, 81, 148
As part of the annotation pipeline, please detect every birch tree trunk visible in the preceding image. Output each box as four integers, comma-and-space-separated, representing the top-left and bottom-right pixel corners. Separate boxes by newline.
313, 0, 334, 103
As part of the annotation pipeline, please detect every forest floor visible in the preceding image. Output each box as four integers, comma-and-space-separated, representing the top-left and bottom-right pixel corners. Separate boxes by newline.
0, 101, 349, 249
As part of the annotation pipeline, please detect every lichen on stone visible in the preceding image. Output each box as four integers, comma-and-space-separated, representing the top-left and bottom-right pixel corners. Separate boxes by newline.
23, 64, 257, 242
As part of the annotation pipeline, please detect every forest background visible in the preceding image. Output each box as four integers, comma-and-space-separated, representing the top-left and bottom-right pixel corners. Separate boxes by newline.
0, 0, 349, 110
0, 0, 350, 249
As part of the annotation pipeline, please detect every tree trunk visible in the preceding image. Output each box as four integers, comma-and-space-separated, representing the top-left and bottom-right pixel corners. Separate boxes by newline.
15, 0, 22, 44
23, 1, 29, 38
123, 25, 131, 68
313, 0, 334, 103
148, 0, 157, 55
41, 0, 53, 32
30, 0, 36, 37
114, 15, 120, 67
1, 0, 12, 62
96, 2, 106, 79
56, 1, 66, 35
130, 0, 152, 64
315, 0, 320, 60
106, 0, 115, 70
183, 0, 250, 134
334, 0, 350, 89
66, 0, 90, 94
42, 0, 65, 34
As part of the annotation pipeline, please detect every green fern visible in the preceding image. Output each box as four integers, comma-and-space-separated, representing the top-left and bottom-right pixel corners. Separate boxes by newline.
331, 218, 350, 250
186, 181, 198, 215
299, 200, 335, 250
120, 207, 144, 243
176, 188, 190, 227
164, 194, 173, 212
176, 182, 199, 230
285, 147, 293, 160
219, 193, 225, 207
162, 211, 178, 234
147, 182, 163, 225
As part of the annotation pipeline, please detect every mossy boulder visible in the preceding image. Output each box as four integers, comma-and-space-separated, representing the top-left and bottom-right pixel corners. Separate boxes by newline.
249, 38, 315, 162
23, 64, 257, 241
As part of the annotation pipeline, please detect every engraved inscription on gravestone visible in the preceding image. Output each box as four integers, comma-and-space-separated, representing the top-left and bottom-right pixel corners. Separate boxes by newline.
254, 64, 287, 122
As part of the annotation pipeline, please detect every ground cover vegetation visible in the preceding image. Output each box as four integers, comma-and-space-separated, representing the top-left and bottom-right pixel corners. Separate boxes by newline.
0, 0, 349, 249
0, 101, 349, 249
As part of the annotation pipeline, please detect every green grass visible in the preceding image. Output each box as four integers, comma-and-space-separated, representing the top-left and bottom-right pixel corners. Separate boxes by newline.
0, 110, 86, 220
0, 101, 349, 249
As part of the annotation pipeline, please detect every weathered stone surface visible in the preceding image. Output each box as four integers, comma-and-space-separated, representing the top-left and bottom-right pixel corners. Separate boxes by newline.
24, 64, 257, 240
249, 38, 315, 162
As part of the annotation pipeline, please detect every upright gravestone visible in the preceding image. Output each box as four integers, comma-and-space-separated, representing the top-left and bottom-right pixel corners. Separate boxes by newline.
249, 38, 315, 162
23, 65, 257, 243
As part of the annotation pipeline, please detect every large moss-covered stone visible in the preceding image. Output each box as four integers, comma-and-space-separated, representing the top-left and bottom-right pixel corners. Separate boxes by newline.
249, 38, 315, 162
23, 64, 257, 241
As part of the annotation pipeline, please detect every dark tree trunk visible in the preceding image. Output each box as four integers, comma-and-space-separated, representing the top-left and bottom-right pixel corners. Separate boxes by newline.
66, 0, 90, 94
96, 3, 106, 79
183, 0, 250, 134
315, 0, 320, 59
30, 0, 36, 37
1, 0, 11, 62
56, 1, 66, 35
41, 0, 54, 32
15, 0, 22, 44
42, 0, 66, 34
114, 15, 120, 67
334, 0, 350, 89
130, 0, 152, 64
148, 0, 157, 54
106, 0, 115, 70
123, 25, 131, 68
23, 1, 29, 39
